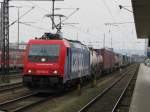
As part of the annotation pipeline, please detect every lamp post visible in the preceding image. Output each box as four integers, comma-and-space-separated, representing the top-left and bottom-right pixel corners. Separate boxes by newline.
119, 5, 133, 13
16, 7, 22, 49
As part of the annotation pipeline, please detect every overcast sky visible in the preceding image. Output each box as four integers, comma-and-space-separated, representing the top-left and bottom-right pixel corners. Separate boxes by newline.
7, 0, 146, 55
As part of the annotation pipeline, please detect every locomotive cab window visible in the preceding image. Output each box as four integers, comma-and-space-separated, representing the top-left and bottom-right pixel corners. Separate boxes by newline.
28, 44, 60, 63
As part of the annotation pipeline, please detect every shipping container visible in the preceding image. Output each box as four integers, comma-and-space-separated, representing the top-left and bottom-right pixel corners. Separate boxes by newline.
95, 48, 115, 73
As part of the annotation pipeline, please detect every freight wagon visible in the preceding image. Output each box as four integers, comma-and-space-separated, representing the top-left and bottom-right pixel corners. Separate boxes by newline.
90, 48, 103, 78
94, 48, 116, 73
121, 55, 130, 67
114, 53, 122, 69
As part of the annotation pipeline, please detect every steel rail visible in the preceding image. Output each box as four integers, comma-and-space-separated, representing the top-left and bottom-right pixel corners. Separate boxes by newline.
78, 65, 137, 112
111, 64, 139, 112
8, 74, 22, 79
0, 92, 39, 107
0, 91, 52, 112
0, 82, 23, 92
8, 71, 23, 74
13, 96, 51, 112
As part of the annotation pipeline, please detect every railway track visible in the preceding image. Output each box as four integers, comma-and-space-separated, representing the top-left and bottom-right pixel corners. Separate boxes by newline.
0, 82, 23, 93
0, 73, 22, 84
9, 71, 22, 74
0, 64, 138, 112
78, 64, 139, 112
0, 91, 51, 112
112, 64, 139, 112
5, 73, 22, 79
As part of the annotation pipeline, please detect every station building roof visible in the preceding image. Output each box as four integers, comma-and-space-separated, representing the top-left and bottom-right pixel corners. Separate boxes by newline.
132, 0, 150, 38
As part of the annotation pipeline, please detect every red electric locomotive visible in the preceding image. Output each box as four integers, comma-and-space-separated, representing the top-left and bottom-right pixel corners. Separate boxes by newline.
23, 33, 91, 90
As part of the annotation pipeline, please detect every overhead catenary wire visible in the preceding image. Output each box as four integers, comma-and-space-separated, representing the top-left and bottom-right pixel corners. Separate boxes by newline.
26, 1, 80, 30
20, 22, 49, 31
100, 0, 116, 22
63, 24, 103, 41
27, 1, 50, 13
13, 2, 73, 34
96, 0, 132, 54
116, 1, 136, 41
113, 0, 119, 5
56, 8, 79, 26
27, 1, 60, 30
9, 6, 35, 27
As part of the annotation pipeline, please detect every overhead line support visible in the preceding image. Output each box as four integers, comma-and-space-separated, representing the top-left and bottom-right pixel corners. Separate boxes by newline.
0, 0, 9, 81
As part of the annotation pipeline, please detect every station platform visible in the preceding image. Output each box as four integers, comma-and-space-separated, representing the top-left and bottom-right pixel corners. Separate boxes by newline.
129, 64, 150, 112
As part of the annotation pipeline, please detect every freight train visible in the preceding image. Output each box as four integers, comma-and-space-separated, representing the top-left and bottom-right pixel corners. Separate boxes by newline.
23, 33, 131, 90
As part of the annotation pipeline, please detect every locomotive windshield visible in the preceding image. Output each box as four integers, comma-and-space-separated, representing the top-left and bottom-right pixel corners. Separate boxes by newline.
28, 44, 60, 63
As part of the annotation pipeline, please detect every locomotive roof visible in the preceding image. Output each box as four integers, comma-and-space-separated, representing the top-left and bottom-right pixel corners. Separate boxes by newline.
28, 39, 88, 50
28, 32, 88, 49
28, 39, 68, 46
65, 38, 88, 49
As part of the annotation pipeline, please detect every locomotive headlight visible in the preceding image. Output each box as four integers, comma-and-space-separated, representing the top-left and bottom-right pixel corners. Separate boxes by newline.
41, 58, 46, 62
53, 70, 58, 74
28, 70, 32, 74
